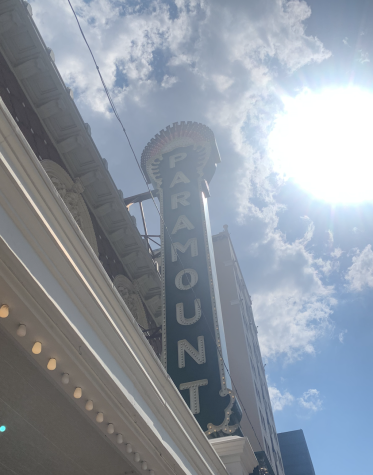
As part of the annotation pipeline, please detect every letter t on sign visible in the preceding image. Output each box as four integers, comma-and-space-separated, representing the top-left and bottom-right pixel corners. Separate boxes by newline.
180, 379, 208, 414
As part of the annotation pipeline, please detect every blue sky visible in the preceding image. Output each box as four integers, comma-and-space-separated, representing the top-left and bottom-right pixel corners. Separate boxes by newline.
30, 0, 373, 473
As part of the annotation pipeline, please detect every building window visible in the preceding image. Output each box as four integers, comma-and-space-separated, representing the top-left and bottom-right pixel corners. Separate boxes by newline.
279, 455, 284, 471
250, 357, 256, 375
246, 334, 252, 354
261, 384, 266, 401
255, 382, 261, 402
259, 409, 267, 432
265, 406, 271, 427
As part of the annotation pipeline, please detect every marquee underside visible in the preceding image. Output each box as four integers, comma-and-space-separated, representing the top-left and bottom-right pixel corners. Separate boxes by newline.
0, 325, 133, 475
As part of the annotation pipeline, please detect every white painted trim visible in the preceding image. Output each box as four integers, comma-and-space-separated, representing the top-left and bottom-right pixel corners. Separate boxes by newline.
0, 99, 229, 475
210, 436, 258, 475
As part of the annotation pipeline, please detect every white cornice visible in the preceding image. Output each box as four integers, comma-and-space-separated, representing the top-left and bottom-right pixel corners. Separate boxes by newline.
211, 436, 258, 474
0, 99, 229, 475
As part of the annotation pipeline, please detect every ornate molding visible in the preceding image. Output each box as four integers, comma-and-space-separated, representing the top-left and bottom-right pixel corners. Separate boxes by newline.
141, 121, 221, 187
0, 0, 162, 326
41, 160, 99, 256
114, 274, 148, 329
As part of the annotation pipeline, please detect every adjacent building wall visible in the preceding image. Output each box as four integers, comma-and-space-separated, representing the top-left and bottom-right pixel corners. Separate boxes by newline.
213, 226, 285, 475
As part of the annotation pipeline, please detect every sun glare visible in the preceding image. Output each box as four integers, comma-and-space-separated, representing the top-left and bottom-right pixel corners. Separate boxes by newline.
268, 87, 373, 203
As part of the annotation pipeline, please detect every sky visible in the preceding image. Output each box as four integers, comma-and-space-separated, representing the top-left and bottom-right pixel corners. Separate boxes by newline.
29, 0, 373, 473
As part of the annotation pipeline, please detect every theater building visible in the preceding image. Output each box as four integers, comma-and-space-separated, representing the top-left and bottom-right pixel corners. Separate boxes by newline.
0, 1, 282, 474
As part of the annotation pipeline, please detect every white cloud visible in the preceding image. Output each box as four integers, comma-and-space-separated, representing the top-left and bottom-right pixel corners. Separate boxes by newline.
314, 258, 333, 276
326, 230, 333, 246
345, 245, 373, 292
299, 221, 315, 246
331, 247, 343, 259
30, 0, 329, 206
338, 330, 347, 343
298, 389, 322, 412
268, 386, 294, 411
161, 75, 178, 88
31, 0, 329, 151
243, 215, 335, 361
358, 50, 370, 64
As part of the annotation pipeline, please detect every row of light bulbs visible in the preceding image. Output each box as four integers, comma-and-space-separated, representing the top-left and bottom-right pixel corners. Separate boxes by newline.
0, 304, 155, 474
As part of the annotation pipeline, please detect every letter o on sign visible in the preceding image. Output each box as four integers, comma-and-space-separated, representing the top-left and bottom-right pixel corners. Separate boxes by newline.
175, 269, 198, 290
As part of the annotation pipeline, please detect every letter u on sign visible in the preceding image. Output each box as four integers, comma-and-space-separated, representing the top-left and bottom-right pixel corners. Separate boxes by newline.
176, 299, 201, 325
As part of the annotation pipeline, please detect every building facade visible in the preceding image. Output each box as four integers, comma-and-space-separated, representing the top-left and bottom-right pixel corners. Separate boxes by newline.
0, 1, 260, 474
213, 226, 285, 475
0, 0, 163, 344
277, 430, 316, 475
0, 94, 230, 475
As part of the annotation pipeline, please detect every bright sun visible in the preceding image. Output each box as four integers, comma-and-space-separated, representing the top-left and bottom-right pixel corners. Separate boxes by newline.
268, 87, 373, 204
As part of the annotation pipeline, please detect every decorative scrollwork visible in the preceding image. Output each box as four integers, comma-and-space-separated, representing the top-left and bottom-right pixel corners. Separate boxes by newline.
41, 160, 98, 256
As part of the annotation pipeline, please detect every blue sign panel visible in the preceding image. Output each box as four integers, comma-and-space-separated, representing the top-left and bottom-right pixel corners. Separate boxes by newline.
142, 122, 241, 436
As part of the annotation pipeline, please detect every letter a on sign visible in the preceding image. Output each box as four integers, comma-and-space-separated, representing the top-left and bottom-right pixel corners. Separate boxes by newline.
172, 215, 194, 234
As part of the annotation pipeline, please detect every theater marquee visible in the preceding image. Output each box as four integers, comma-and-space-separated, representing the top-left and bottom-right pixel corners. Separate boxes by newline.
141, 122, 241, 436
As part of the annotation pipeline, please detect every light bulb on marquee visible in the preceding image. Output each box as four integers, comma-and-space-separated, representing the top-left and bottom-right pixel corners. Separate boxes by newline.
73, 387, 82, 399
47, 358, 57, 370
32, 342, 42, 354
16, 324, 26, 337
0, 304, 9, 318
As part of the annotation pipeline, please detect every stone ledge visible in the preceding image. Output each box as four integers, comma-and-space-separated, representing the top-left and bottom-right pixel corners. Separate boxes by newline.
211, 436, 258, 475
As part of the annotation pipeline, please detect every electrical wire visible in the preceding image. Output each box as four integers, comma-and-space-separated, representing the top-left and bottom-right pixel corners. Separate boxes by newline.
67, 0, 265, 453
67, 0, 163, 226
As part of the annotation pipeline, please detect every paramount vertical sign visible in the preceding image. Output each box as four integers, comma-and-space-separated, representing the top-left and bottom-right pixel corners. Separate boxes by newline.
142, 122, 241, 436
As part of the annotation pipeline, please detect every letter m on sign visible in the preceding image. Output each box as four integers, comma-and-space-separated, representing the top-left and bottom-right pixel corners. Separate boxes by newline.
171, 238, 198, 262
